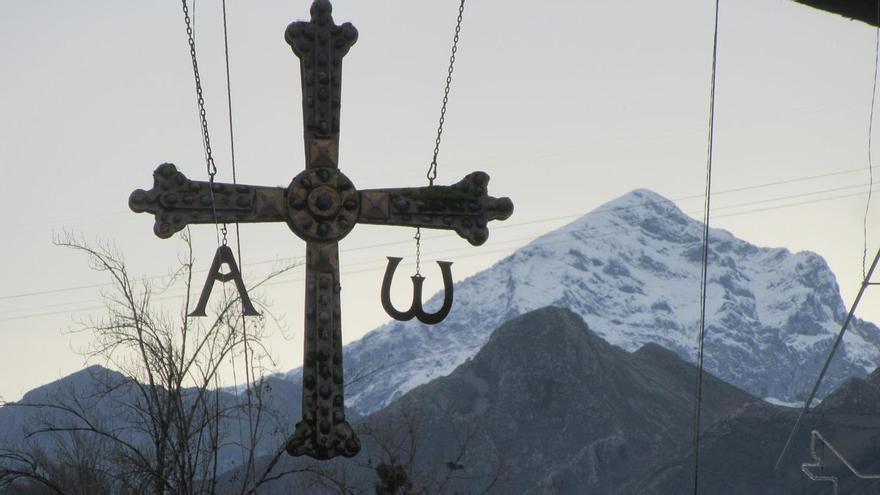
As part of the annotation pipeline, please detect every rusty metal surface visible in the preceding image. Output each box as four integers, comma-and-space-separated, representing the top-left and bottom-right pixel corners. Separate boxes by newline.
286, 167, 359, 242
285, 0, 357, 167
128, 164, 286, 239
128, 0, 514, 460
287, 240, 360, 459
358, 172, 513, 246
283, 0, 361, 460
189, 245, 260, 317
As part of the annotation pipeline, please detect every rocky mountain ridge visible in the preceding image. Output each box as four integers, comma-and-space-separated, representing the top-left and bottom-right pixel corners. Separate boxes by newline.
240, 307, 880, 494
285, 188, 880, 414
6, 307, 879, 493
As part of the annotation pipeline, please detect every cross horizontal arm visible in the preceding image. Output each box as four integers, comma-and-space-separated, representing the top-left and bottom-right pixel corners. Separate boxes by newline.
129, 163, 287, 238
357, 172, 513, 246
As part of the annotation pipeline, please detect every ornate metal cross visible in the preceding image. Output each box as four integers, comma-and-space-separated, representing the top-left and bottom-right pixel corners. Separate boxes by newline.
128, 0, 512, 460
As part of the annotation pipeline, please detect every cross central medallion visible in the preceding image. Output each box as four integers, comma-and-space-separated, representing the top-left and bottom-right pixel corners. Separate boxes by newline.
129, 0, 513, 460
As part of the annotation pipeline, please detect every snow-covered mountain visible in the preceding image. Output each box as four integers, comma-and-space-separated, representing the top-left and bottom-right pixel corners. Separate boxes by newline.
283, 188, 880, 414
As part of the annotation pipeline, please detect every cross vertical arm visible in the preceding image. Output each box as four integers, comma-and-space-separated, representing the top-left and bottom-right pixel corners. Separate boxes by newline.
283, 0, 362, 460
286, 240, 359, 458
285, 0, 357, 170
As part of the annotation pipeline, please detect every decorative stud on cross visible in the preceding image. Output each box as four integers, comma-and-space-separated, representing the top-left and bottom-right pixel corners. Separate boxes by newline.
128, 0, 513, 460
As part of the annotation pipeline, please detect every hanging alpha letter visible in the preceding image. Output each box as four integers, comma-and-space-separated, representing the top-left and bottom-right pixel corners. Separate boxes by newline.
189, 245, 260, 317
381, 256, 454, 325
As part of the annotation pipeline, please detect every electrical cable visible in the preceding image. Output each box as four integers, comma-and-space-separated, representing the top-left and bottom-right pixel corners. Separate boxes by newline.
775, 244, 880, 470
864, 0, 880, 279
15, 159, 875, 241
6, 185, 880, 324
3, 179, 879, 307
692, 0, 721, 492
216, 0, 248, 476
778, 0, 880, 473
219, 0, 259, 484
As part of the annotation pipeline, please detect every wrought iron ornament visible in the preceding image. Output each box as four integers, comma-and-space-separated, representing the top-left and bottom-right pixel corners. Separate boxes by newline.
129, 0, 513, 460
188, 244, 259, 317
381, 257, 453, 324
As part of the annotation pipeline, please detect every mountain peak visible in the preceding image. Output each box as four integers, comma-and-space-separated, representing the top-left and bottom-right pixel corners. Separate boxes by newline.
18, 365, 125, 403
601, 188, 682, 211
537, 188, 701, 252
486, 306, 602, 347
589, 188, 689, 222
357, 306, 758, 494
314, 188, 880, 414
479, 306, 623, 377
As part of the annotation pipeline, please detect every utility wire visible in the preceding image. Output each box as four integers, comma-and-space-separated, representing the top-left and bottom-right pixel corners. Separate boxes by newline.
775, 247, 880, 469
218, 0, 247, 476
864, 0, 880, 279
6, 188, 880, 324
3, 179, 879, 305
218, 0, 259, 484
783, 0, 880, 475
779, 0, 880, 473
692, 0, 721, 492
7, 186, 880, 324
16, 160, 876, 237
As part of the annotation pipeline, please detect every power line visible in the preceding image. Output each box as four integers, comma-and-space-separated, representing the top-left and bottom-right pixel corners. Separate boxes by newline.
0, 304, 109, 323
692, 0, 722, 490
8, 184, 880, 323
775, 248, 880, 469
0, 167, 877, 301
10, 159, 877, 236
714, 188, 880, 218
780, 0, 880, 473
865, 0, 880, 281
2, 178, 878, 306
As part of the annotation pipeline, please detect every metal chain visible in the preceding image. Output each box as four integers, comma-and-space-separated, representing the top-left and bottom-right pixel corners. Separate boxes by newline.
426, 0, 465, 187
416, 0, 466, 275
414, 229, 422, 276
181, 0, 228, 245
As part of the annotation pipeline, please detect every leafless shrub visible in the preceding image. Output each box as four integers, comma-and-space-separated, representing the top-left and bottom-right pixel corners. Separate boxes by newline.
0, 232, 300, 495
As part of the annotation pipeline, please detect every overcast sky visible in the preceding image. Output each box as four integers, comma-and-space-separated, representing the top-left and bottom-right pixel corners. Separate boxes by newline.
2, 0, 880, 401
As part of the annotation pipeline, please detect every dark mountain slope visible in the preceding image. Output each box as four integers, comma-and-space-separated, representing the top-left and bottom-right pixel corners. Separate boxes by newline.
285, 188, 880, 416
245, 306, 760, 494
630, 370, 880, 494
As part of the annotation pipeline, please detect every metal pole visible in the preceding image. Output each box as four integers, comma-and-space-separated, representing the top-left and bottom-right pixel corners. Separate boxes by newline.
775, 246, 880, 469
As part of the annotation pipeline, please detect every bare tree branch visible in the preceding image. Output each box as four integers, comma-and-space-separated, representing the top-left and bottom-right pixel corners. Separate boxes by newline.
1, 234, 302, 495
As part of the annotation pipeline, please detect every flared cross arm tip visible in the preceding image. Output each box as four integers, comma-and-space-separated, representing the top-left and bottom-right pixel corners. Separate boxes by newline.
357, 171, 514, 246
286, 418, 361, 460
285, 3, 357, 55
129, 163, 288, 239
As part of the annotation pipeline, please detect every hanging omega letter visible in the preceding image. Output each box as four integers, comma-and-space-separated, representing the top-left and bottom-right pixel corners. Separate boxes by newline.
189, 245, 260, 317
381, 256, 454, 325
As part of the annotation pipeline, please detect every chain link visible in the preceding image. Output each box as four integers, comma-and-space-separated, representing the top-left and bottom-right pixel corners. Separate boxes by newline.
426, 0, 465, 187
181, 0, 227, 245
416, 0, 465, 274
414, 228, 422, 276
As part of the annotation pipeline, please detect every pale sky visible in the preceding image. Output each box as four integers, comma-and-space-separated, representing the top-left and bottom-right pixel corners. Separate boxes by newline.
3, 0, 880, 401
